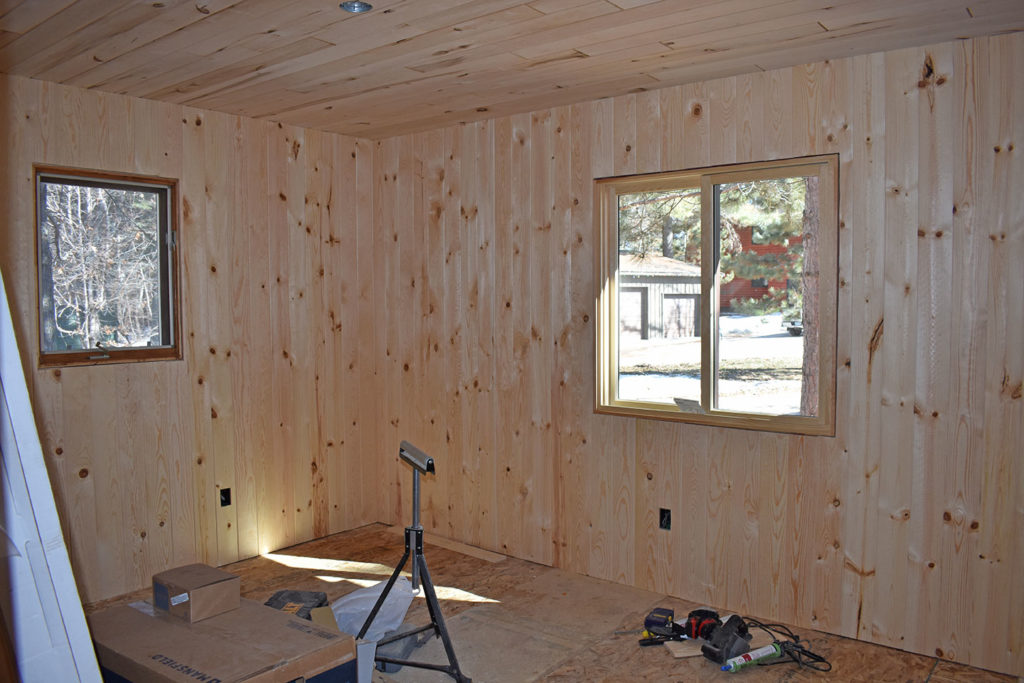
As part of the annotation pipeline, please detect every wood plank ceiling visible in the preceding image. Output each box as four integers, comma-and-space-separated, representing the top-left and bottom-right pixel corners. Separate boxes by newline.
2, 0, 1023, 139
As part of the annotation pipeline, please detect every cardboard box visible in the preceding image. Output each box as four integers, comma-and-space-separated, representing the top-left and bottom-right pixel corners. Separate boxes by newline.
309, 607, 375, 683
89, 599, 357, 683
153, 563, 240, 623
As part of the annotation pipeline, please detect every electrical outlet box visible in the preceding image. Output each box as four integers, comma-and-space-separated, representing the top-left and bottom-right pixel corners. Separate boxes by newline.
659, 508, 671, 530
220, 488, 231, 507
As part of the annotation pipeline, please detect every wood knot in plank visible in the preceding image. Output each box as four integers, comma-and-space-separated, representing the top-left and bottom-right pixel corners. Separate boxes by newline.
866, 318, 884, 383
844, 558, 875, 578
1000, 370, 1023, 399
891, 508, 911, 521
916, 53, 947, 112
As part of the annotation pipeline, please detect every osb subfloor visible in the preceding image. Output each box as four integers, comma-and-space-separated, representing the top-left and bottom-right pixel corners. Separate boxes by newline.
87, 524, 1017, 682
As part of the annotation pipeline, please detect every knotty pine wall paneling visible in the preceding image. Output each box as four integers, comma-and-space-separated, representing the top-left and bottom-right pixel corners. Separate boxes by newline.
438, 126, 464, 541
529, 108, 558, 567
416, 127, 452, 539
1, 30, 1021, 677
372, 34, 1023, 676
351, 136, 380, 529
583, 96, 637, 587
373, 135, 403, 528
994, 37, 1024, 664
0, 74, 381, 604
462, 119, 499, 553
953, 35, 1024, 667
841, 48, 886, 643
550, 103, 574, 573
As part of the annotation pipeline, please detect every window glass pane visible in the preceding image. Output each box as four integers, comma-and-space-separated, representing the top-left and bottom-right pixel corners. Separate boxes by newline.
615, 187, 703, 411
715, 176, 818, 416
38, 178, 168, 353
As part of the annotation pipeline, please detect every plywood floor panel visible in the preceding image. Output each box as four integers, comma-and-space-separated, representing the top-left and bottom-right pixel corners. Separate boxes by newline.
86, 525, 1016, 682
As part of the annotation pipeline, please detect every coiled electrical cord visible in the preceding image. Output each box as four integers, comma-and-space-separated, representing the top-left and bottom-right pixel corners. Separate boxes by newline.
742, 617, 833, 672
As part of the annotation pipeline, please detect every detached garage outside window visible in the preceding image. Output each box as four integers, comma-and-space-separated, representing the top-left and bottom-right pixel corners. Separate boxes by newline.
595, 155, 838, 435
35, 166, 181, 367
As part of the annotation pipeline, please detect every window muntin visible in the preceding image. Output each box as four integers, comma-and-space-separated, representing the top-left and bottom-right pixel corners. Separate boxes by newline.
35, 167, 180, 367
596, 156, 837, 435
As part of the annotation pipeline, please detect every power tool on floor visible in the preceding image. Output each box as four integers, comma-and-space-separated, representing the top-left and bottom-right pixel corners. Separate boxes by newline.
637, 607, 724, 646
637, 607, 682, 645
634, 607, 834, 673
699, 613, 753, 663
637, 607, 752, 664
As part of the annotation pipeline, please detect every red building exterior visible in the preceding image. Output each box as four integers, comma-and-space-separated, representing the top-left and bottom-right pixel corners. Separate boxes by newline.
719, 226, 802, 310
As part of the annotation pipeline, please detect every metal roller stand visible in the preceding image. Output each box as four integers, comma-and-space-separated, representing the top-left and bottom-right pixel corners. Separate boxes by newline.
356, 442, 471, 683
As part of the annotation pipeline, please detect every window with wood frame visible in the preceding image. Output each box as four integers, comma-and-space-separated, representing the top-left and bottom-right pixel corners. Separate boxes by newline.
35, 166, 181, 367
595, 155, 838, 435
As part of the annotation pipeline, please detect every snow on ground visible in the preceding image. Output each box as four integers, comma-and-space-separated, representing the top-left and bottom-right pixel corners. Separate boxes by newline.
717, 311, 790, 337
618, 374, 801, 415
618, 313, 804, 415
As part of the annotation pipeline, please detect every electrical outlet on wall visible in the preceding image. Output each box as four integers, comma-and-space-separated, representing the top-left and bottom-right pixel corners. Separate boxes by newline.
659, 508, 671, 530
220, 488, 231, 507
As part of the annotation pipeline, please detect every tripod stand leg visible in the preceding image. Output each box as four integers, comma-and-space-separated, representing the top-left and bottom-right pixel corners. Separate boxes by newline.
356, 546, 410, 640
415, 553, 471, 683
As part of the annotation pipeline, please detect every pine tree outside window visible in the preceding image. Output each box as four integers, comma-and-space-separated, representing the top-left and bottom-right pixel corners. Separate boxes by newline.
595, 156, 838, 435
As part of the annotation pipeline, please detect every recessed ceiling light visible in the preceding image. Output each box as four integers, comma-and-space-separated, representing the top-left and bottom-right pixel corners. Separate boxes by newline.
340, 1, 372, 12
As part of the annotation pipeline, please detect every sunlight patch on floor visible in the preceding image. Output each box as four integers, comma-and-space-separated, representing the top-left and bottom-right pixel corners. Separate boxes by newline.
429, 586, 499, 604
262, 553, 394, 576
264, 553, 498, 603
313, 575, 345, 583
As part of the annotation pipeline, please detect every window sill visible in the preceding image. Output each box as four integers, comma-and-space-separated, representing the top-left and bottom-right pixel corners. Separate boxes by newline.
594, 402, 835, 436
